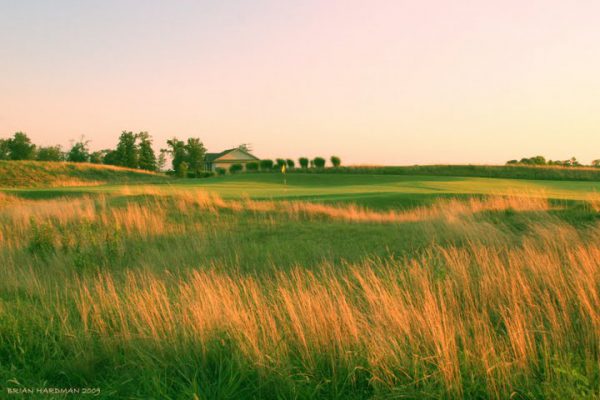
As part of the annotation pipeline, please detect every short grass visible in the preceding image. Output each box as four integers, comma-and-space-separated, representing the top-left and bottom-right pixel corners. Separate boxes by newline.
1, 173, 599, 399
6, 173, 600, 209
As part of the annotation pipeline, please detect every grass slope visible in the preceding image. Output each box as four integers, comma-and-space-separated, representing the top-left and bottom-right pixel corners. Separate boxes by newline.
0, 161, 170, 188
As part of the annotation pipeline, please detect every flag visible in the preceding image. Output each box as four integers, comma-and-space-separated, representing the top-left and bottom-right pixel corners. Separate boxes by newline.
281, 164, 286, 174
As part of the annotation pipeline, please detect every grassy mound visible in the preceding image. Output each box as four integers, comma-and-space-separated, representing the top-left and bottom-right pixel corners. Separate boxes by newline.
292, 164, 600, 181
0, 161, 170, 188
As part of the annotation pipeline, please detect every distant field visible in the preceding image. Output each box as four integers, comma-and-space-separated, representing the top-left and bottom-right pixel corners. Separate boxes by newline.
0, 160, 169, 188
297, 164, 600, 181
1, 169, 599, 398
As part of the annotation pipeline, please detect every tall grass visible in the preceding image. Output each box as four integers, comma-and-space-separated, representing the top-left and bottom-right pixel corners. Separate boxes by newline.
1, 188, 599, 398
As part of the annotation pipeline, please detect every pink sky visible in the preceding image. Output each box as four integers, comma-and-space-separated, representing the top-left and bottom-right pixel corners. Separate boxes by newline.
1, 0, 599, 165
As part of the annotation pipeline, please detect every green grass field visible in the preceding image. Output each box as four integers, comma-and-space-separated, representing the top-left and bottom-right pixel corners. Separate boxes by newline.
1, 168, 599, 399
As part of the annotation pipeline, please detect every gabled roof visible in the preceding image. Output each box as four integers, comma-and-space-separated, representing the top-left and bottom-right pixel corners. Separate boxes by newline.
205, 148, 259, 162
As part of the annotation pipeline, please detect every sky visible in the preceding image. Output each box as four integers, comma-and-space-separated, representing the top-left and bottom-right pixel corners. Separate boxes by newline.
1, 0, 599, 165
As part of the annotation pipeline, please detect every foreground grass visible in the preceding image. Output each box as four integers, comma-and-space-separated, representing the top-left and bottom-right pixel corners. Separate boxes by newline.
0, 188, 599, 398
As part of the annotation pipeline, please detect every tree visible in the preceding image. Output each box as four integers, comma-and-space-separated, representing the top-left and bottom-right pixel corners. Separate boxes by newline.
89, 150, 108, 164
115, 131, 138, 168
0, 139, 9, 160
260, 159, 274, 170
7, 132, 36, 160
299, 157, 309, 169
592, 159, 600, 168
103, 150, 119, 166
157, 149, 168, 171
246, 162, 259, 171
166, 138, 187, 174
309, 159, 315, 168
276, 158, 286, 170
137, 132, 157, 171
36, 146, 63, 161
185, 138, 206, 175
313, 157, 325, 168
229, 163, 243, 174
67, 139, 90, 162
215, 167, 226, 176
286, 159, 295, 168
330, 156, 341, 167
178, 161, 189, 178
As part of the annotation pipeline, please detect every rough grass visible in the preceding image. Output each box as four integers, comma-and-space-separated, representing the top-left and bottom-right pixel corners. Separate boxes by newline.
0, 161, 170, 188
1, 187, 599, 399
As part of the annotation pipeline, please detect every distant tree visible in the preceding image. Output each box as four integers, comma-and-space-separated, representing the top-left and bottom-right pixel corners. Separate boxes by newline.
115, 131, 139, 168
237, 143, 253, 153
276, 158, 286, 170
246, 161, 259, 171
506, 160, 518, 165
592, 159, 600, 168
184, 138, 206, 175
313, 157, 325, 168
531, 156, 546, 165
89, 150, 108, 164
0, 139, 9, 160
330, 156, 341, 167
178, 161, 189, 178
103, 150, 119, 166
36, 146, 63, 161
570, 157, 581, 167
157, 149, 168, 171
137, 132, 157, 171
286, 159, 295, 168
67, 139, 90, 162
166, 138, 187, 174
299, 157, 309, 169
229, 163, 243, 174
260, 159, 274, 170
309, 159, 315, 168
7, 132, 36, 160
215, 167, 226, 176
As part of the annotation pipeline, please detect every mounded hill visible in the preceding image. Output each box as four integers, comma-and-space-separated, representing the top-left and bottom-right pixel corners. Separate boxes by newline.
0, 161, 171, 188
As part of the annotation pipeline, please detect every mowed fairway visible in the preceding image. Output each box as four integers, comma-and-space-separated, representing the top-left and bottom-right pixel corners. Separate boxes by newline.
1, 172, 599, 399
7, 173, 600, 207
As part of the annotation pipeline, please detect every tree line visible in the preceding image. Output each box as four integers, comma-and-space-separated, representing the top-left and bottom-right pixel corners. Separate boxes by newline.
0, 132, 343, 177
506, 155, 600, 168
0, 131, 209, 174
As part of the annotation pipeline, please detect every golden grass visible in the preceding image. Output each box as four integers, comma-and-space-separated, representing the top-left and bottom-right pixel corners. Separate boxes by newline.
1, 189, 599, 397
0, 189, 555, 251
114, 186, 552, 223
71, 236, 600, 397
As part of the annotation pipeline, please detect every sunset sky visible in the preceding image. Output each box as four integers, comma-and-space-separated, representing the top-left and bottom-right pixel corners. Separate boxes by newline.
1, 1, 599, 165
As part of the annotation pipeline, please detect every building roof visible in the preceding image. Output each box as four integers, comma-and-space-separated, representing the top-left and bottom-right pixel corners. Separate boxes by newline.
205, 148, 259, 162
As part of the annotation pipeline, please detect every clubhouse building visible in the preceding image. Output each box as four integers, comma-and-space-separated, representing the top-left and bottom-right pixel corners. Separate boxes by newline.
204, 148, 260, 172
